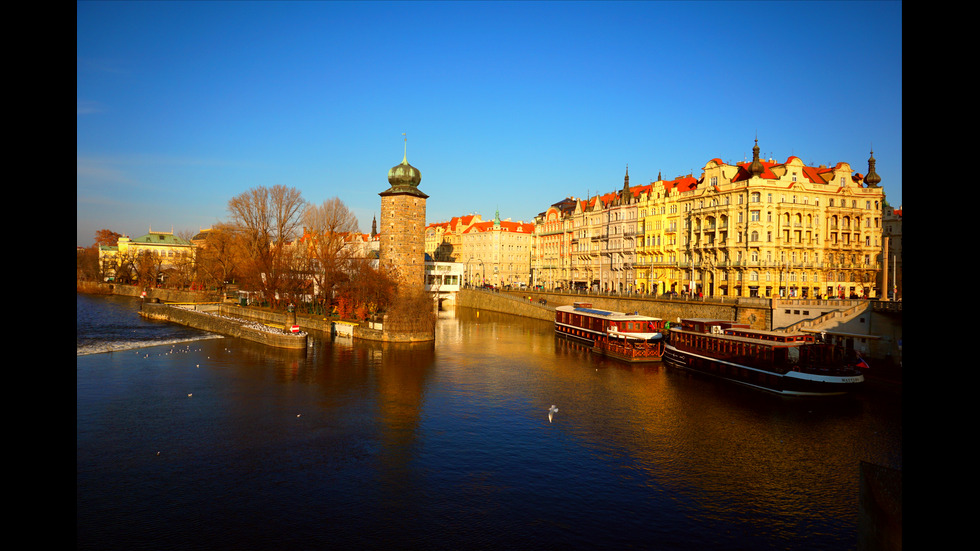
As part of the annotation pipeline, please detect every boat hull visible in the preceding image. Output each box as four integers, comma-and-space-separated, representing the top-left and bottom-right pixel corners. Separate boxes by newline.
555, 322, 605, 343
663, 345, 864, 396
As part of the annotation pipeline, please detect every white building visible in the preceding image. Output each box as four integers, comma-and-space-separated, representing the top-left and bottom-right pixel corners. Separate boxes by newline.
425, 260, 464, 308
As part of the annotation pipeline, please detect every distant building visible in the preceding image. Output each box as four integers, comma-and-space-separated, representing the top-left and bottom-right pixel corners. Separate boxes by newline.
425, 213, 483, 262
461, 209, 534, 288
881, 203, 902, 300
98, 228, 193, 283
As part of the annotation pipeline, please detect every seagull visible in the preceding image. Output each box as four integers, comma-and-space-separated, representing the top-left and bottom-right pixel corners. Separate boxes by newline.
548, 405, 559, 423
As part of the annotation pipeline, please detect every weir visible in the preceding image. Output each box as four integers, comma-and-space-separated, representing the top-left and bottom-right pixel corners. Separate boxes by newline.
139, 301, 308, 349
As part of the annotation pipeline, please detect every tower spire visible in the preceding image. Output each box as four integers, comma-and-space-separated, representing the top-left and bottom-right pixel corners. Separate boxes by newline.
749, 137, 764, 177
864, 147, 881, 187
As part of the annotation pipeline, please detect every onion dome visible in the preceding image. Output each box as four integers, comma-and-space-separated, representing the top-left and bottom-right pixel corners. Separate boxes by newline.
381, 135, 428, 198
864, 149, 881, 187
748, 138, 765, 177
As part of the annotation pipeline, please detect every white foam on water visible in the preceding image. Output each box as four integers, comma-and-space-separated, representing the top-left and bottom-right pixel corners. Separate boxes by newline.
77, 334, 225, 356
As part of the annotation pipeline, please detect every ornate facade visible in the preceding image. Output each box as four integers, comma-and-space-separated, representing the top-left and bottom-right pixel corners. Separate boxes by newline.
425, 214, 482, 262
531, 140, 889, 299
460, 210, 533, 287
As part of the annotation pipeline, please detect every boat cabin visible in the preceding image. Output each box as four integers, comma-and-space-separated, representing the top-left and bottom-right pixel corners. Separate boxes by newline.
556, 303, 665, 341
674, 318, 815, 345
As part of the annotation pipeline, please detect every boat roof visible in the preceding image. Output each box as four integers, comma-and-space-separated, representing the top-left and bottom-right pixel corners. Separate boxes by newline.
557, 303, 661, 320
673, 318, 814, 345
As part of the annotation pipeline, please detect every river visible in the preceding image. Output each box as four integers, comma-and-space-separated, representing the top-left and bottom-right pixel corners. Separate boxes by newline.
76, 293, 901, 550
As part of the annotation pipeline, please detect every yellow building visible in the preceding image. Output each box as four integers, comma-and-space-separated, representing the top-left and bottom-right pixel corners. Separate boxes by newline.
881, 203, 902, 300
98, 228, 194, 283
535, 140, 889, 299
635, 173, 697, 295
658, 140, 886, 298
425, 214, 482, 262
532, 197, 576, 290
460, 210, 533, 288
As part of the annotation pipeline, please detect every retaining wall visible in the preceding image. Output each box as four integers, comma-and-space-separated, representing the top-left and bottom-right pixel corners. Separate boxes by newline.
458, 289, 772, 330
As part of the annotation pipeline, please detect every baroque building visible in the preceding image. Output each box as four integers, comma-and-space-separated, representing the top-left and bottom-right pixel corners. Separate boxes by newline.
674, 140, 886, 299
532, 140, 889, 299
98, 227, 194, 283
532, 197, 575, 289
460, 210, 533, 288
425, 213, 483, 262
379, 139, 427, 289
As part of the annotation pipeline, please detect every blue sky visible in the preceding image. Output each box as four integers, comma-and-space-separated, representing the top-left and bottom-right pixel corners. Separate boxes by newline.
77, 0, 902, 247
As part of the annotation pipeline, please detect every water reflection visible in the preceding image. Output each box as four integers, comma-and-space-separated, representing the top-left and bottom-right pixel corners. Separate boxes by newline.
77, 298, 899, 550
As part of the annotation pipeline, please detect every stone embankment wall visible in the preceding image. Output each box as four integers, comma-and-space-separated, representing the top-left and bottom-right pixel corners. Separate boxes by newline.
78, 281, 222, 303
458, 289, 771, 329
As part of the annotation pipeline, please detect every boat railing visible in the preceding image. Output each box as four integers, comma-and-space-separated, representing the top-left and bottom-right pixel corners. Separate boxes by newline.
597, 336, 663, 358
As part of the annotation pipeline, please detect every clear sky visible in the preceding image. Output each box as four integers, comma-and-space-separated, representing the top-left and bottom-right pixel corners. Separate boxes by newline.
77, 0, 902, 247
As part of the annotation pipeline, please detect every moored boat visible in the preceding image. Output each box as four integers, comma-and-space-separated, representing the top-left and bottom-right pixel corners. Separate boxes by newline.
555, 302, 665, 359
662, 318, 866, 396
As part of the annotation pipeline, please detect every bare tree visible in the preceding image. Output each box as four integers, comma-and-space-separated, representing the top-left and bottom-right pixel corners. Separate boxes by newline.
301, 197, 360, 308
76, 246, 100, 281
117, 248, 163, 288
225, 185, 306, 309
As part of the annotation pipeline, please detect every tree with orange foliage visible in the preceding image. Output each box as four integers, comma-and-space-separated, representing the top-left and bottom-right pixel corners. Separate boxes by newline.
94, 229, 122, 247
225, 185, 306, 309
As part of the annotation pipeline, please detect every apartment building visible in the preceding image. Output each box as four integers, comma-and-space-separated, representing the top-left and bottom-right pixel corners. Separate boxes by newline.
532, 140, 889, 299
460, 210, 534, 288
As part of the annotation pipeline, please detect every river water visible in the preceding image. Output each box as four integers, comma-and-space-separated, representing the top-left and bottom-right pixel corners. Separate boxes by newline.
77, 293, 901, 550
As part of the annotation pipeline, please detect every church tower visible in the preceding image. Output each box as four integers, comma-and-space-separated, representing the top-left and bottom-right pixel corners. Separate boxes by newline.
379, 135, 428, 289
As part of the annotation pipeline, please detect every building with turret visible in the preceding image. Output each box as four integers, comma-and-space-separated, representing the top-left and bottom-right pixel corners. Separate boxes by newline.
460, 210, 534, 288
531, 139, 889, 299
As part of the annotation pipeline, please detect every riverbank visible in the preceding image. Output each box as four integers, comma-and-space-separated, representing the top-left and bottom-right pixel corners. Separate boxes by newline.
78, 281, 434, 344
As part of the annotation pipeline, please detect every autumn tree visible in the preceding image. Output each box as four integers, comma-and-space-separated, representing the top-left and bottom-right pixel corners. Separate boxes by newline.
225, 185, 306, 309
94, 229, 122, 247
76, 246, 100, 281
77, 229, 122, 281
301, 197, 360, 310
193, 224, 240, 292
335, 259, 397, 320
115, 247, 162, 288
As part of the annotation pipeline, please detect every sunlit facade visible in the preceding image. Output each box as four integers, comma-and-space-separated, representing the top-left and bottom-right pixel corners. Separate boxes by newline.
531, 140, 889, 298
460, 210, 533, 287
97, 228, 194, 282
